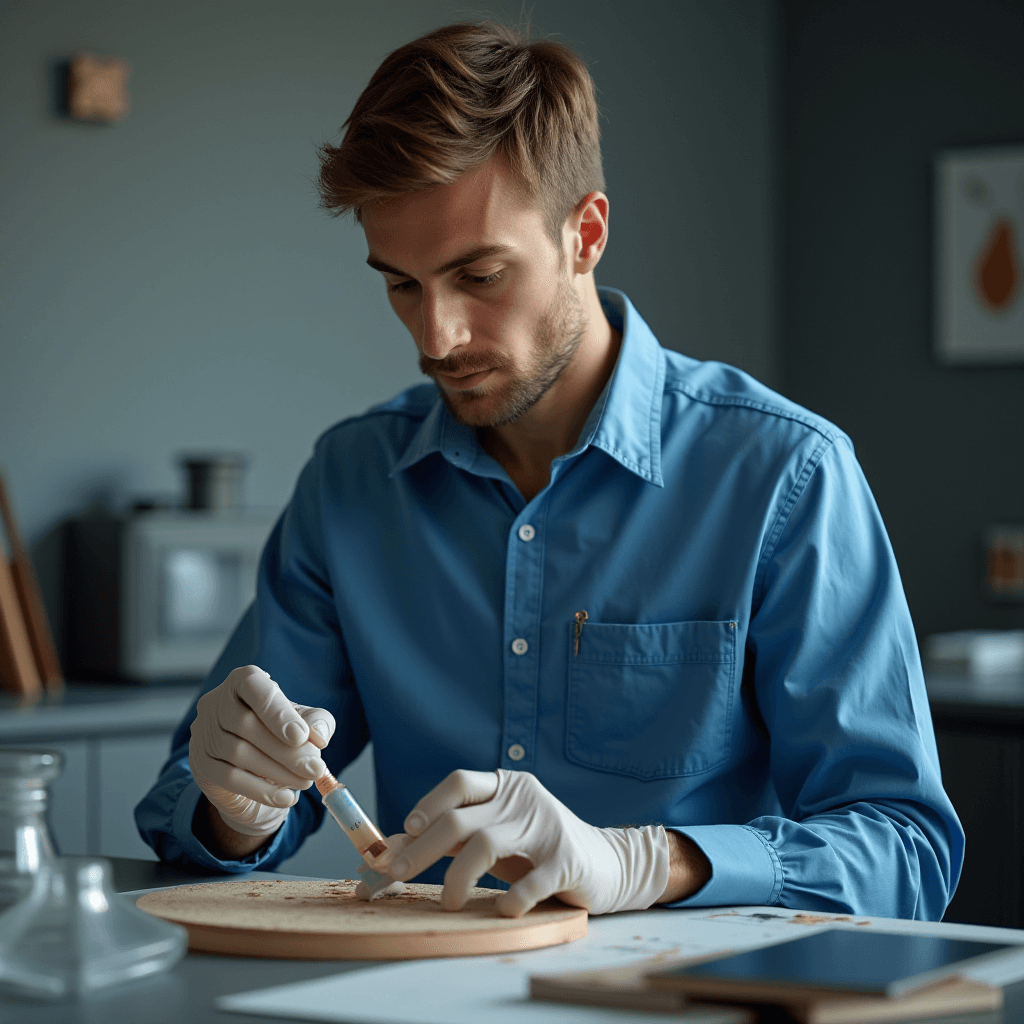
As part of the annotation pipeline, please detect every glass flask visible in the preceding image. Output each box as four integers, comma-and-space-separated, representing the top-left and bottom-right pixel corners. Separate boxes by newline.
0, 748, 61, 912
0, 856, 187, 999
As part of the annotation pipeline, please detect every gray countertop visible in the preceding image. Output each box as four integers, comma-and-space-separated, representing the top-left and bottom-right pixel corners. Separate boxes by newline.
0, 683, 197, 741
1, 668, 1022, 745
926, 669, 1024, 727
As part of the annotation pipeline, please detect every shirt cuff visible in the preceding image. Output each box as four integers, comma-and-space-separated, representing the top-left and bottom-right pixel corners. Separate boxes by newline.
664, 824, 783, 908
170, 780, 294, 873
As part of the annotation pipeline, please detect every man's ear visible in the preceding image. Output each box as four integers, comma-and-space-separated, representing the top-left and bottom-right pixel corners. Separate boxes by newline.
568, 192, 610, 275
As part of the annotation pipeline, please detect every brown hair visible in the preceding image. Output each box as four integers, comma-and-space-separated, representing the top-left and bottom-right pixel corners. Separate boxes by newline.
316, 21, 604, 245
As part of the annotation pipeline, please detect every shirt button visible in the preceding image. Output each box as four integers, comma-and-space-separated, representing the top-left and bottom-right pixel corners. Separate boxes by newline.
518, 524, 536, 542
507, 744, 526, 761
511, 638, 529, 656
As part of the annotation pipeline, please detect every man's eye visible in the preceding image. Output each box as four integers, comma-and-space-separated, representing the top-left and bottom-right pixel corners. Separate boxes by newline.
464, 271, 503, 286
386, 271, 502, 293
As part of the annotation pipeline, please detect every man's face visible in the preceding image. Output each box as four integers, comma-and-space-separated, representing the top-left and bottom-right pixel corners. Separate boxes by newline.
361, 159, 586, 427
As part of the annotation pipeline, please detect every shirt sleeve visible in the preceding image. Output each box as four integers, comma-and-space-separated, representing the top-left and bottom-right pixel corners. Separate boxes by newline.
666, 437, 964, 920
134, 451, 370, 871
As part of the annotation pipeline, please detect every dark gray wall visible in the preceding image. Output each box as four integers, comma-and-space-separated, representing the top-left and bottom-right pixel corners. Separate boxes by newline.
780, 0, 1024, 639
0, 1, 777, 647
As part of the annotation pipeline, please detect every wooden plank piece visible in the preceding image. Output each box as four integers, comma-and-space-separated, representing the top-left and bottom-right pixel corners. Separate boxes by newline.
531, 957, 754, 1019
534, 955, 1001, 1022
647, 968, 1001, 1023
0, 546, 41, 697
790, 977, 1002, 1024
136, 879, 587, 960
0, 473, 62, 691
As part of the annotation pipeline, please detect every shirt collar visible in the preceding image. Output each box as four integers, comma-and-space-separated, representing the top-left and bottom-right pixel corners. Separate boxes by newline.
389, 395, 479, 476
584, 288, 665, 486
391, 287, 664, 487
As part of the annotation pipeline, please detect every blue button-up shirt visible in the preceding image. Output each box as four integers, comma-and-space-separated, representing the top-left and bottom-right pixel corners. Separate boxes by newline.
137, 288, 963, 920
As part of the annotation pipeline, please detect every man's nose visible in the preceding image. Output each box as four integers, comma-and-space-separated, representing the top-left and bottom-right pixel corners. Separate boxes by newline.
419, 291, 469, 360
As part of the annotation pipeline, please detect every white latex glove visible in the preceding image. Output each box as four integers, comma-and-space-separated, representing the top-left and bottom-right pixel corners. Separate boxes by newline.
388, 769, 671, 917
188, 665, 336, 837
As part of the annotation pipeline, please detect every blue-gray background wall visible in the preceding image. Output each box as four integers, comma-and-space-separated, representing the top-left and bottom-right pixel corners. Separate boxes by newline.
0, 0, 778, 653
780, 0, 1024, 638
5, 0, 1021, 655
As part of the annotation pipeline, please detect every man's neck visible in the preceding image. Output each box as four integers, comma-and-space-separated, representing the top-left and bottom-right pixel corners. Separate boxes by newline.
479, 284, 622, 502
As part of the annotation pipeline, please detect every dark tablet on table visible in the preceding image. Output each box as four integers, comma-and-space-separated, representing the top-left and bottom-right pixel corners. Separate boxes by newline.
647, 928, 1018, 1000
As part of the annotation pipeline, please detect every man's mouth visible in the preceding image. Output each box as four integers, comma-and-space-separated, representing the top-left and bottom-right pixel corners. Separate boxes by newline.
436, 368, 494, 390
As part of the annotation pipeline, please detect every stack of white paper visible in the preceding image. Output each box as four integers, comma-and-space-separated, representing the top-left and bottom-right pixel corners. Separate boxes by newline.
925, 630, 1024, 675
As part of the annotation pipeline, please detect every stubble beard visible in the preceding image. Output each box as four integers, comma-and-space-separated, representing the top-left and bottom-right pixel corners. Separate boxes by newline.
419, 277, 587, 429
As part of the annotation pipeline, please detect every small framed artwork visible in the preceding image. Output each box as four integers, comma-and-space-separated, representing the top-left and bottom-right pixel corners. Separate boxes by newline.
67, 52, 130, 123
934, 146, 1024, 364
983, 524, 1024, 603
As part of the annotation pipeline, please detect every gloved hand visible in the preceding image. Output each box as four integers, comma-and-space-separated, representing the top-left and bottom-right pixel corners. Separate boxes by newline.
387, 769, 671, 917
188, 665, 336, 837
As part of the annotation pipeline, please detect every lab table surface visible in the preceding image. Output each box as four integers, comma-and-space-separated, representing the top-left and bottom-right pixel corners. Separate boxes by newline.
1, 857, 1023, 1024
1, 858, 363, 1024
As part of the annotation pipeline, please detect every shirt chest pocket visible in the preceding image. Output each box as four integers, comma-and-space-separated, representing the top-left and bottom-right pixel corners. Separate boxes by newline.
565, 619, 738, 780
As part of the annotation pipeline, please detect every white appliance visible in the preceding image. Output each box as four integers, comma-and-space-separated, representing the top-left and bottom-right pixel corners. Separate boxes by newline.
67, 509, 277, 682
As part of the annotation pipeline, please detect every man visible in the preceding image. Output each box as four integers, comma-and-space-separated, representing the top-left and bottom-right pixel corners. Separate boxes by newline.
137, 21, 963, 920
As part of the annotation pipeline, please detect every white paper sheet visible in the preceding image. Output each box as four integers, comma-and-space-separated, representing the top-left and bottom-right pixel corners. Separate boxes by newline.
215, 905, 1024, 1024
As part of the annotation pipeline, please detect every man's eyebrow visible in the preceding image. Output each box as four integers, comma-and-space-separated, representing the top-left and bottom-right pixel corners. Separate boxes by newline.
365, 244, 515, 279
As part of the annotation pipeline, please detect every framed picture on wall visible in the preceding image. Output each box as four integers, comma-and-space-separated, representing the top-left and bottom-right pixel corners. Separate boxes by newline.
934, 146, 1024, 364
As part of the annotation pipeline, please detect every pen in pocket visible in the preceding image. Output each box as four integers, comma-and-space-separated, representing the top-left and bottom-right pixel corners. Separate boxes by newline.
573, 609, 588, 656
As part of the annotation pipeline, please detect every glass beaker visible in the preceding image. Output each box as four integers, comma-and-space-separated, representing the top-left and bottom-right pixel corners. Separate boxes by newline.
0, 856, 187, 999
0, 748, 61, 912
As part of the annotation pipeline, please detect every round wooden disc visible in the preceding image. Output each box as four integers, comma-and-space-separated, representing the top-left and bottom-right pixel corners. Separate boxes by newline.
136, 879, 587, 960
